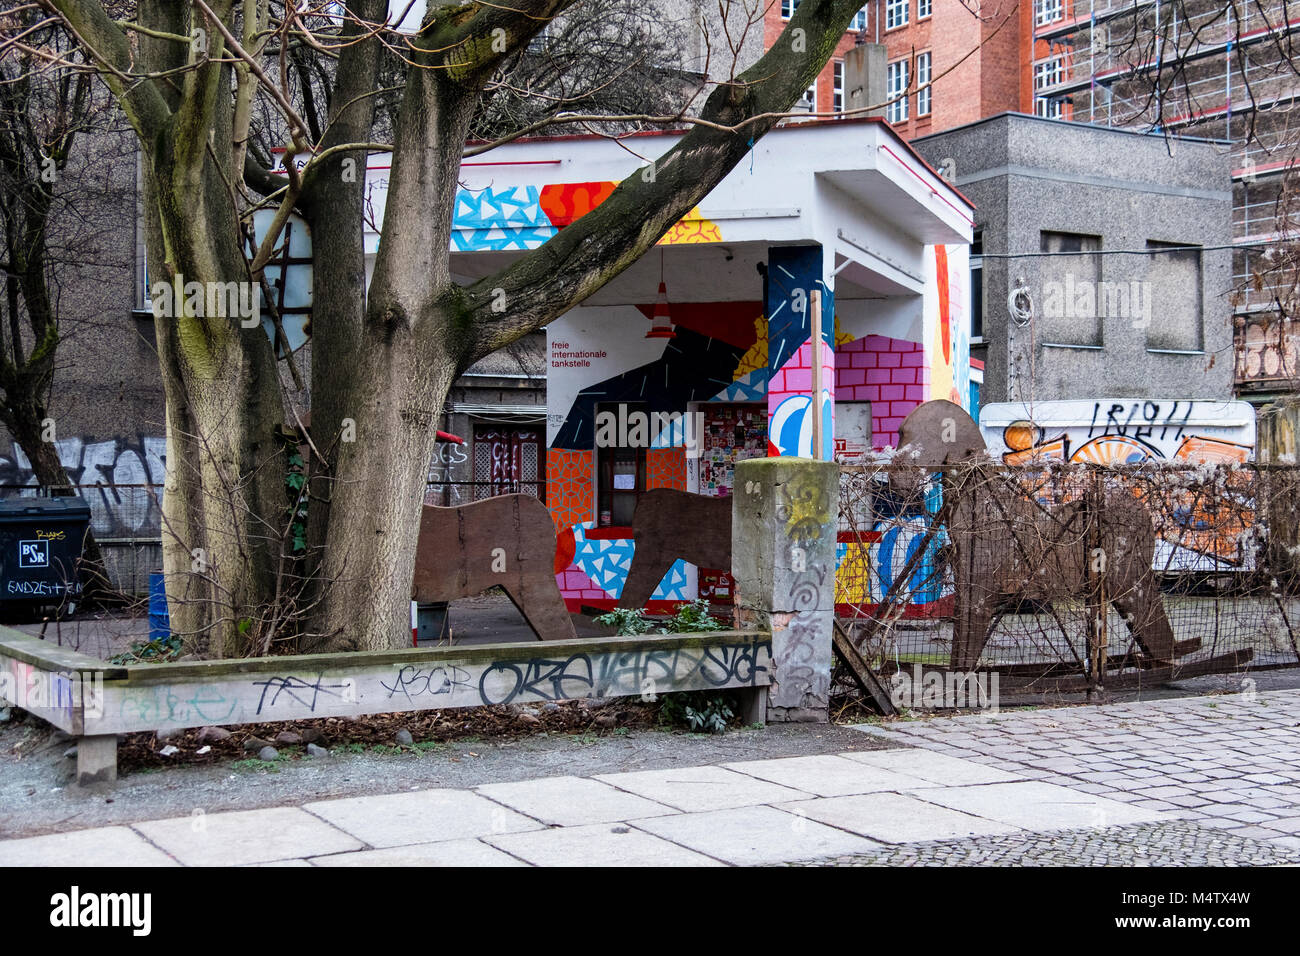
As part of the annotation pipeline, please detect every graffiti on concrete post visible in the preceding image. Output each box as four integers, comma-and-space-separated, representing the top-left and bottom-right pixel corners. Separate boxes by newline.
773, 467, 834, 712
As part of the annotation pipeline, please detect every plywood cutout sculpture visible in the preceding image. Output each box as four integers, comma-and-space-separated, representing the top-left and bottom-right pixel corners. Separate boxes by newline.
896, 401, 1186, 670
412, 494, 577, 641
617, 488, 731, 610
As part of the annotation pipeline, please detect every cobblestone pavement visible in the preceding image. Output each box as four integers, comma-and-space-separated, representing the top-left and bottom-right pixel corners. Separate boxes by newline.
791, 821, 1300, 866
851, 688, 1300, 853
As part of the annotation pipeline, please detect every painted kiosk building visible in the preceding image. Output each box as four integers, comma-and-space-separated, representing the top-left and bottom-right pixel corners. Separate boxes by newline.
365, 118, 975, 617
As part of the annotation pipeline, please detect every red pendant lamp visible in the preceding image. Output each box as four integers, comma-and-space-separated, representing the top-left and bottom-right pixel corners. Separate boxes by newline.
646, 248, 677, 339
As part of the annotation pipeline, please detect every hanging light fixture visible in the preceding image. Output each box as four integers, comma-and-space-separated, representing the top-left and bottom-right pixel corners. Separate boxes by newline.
646, 247, 677, 339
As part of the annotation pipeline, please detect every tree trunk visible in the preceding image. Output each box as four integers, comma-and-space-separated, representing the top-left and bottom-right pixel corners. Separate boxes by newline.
306, 331, 457, 651
144, 124, 288, 658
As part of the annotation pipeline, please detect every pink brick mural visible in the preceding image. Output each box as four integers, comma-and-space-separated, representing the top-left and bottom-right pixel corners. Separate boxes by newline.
835, 334, 928, 450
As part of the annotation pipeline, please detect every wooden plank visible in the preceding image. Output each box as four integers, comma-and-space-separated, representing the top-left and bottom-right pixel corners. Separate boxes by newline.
832, 621, 897, 716
998, 650, 1254, 694
0, 650, 85, 734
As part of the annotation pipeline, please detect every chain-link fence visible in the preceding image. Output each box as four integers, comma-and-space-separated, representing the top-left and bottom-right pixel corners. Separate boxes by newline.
837, 461, 1300, 696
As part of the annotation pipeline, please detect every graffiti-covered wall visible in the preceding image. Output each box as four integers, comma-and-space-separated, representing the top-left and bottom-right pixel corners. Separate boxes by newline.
0, 436, 166, 537
979, 399, 1256, 465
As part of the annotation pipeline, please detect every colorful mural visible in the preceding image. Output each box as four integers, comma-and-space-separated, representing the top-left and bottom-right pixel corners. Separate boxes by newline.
980, 399, 1258, 571
449, 181, 722, 252
835, 335, 928, 451
545, 243, 968, 612
923, 244, 971, 412
980, 400, 1257, 465
765, 246, 835, 459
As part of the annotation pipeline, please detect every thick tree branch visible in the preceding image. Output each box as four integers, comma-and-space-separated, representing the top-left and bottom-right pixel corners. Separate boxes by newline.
45, 0, 172, 141
454, 0, 866, 367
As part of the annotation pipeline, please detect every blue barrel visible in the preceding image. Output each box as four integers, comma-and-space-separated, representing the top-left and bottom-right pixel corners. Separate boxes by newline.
148, 571, 170, 641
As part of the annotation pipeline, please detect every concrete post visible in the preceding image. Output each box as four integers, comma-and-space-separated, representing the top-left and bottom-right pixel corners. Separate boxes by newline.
732, 457, 839, 722
76, 735, 117, 787
844, 44, 887, 118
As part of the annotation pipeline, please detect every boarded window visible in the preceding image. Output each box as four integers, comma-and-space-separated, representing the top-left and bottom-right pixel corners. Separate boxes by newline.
1145, 241, 1203, 351
1039, 231, 1103, 347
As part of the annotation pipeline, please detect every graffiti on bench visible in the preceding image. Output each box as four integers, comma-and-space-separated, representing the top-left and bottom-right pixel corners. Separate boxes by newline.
73, 633, 772, 734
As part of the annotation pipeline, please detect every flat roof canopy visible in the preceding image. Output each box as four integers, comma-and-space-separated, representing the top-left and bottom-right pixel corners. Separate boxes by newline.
364, 118, 974, 296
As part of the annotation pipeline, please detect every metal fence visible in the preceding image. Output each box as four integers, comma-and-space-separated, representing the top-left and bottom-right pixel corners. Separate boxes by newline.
836, 461, 1300, 696
423, 480, 545, 506
0, 481, 547, 596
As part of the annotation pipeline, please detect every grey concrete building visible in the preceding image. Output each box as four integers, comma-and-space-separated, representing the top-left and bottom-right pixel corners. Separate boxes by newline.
913, 112, 1235, 408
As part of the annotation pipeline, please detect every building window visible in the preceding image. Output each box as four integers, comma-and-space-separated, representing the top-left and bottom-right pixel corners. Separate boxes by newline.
1035, 97, 1064, 119
850, 6, 868, 31
1145, 241, 1204, 351
833, 60, 844, 113
472, 427, 543, 501
970, 231, 983, 341
1035, 55, 1063, 89
1035, 0, 1063, 26
1034, 56, 1064, 118
781, 0, 799, 19
918, 0, 931, 17
916, 51, 931, 115
595, 403, 647, 527
886, 0, 908, 30
887, 59, 909, 123
1040, 230, 1103, 347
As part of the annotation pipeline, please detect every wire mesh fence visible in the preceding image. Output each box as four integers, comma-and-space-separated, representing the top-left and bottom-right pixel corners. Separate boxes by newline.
422, 479, 546, 505
836, 461, 1300, 696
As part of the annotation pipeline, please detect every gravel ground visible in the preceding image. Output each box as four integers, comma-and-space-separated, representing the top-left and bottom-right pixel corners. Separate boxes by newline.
789, 821, 1300, 867
0, 713, 891, 839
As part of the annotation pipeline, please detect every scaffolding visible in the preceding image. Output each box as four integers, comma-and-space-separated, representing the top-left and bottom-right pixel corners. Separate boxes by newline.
1032, 0, 1300, 397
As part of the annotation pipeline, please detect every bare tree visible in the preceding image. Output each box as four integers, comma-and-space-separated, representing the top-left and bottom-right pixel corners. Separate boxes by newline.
0, 5, 138, 599
4, 0, 868, 656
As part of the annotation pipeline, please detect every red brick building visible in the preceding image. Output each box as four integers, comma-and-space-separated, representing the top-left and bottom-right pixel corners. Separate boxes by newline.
764, 0, 1041, 137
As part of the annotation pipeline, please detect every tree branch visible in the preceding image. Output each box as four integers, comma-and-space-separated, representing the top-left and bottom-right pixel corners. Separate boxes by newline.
454, 0, 867, 367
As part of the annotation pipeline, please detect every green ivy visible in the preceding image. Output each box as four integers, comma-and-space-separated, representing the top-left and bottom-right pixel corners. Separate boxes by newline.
285, 452, 308, 555
595, 598, 726, 635
660, 691, 736, 734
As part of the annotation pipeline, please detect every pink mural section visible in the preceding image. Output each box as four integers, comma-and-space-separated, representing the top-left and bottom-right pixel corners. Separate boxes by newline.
766, 340, 835, 458
835, 335, 928, 450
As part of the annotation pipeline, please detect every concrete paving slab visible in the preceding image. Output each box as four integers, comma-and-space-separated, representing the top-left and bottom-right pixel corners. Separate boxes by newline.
310, 838, 527, 867
486, 822, 723, 867
303, 788, 541, 847
633, 805, 882, 865
778, 792, 1024, 844
837, 749, 1023, 786
244, 859, 314, 867
134, 807, 361, 866
476, 776, 675, 826
913, 782, 1166, 831
722, 754, 931, 797
0, 826, 178, 867
593, 765, 807, 812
